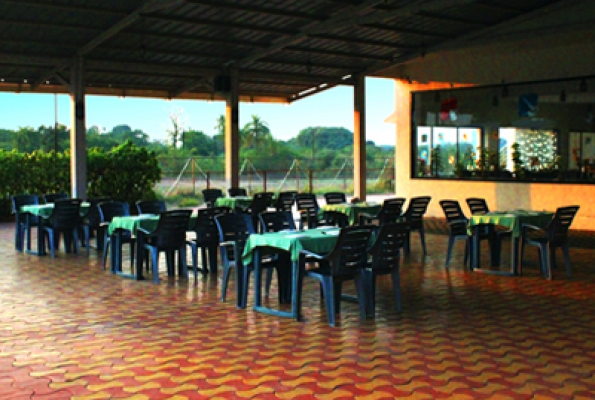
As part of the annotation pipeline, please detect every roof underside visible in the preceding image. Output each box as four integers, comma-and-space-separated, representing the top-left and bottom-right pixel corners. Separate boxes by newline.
0, 0, 581, 103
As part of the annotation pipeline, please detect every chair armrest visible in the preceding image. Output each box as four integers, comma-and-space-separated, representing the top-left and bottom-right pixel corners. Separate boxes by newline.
219, 241, 235, 248
299, 249, 325, 260
137, 227, 152, 235
521, 223, 544, 237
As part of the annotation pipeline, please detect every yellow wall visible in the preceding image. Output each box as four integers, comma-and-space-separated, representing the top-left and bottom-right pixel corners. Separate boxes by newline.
393, 81, 594, 230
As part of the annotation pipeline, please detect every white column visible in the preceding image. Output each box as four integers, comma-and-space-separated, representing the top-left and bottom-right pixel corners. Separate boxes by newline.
353, 74, 366, 201
225, 69, 240, 188
70, 56, 87, 199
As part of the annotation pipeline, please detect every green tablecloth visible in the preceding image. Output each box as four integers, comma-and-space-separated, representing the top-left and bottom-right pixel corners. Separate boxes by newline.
242, 227, 341, 264
319, 203, 382, 225
215, 196, 253, 210
469, 210, 554, 237
20, 203, 90, 218
108, 214, 197, 235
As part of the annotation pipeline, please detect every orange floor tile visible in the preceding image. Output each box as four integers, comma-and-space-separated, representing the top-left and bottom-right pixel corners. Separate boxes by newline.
1, 222, 594, 399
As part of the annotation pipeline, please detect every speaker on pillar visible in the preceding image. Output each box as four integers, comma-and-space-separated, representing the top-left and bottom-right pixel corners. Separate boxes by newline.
214, 75, 231, 92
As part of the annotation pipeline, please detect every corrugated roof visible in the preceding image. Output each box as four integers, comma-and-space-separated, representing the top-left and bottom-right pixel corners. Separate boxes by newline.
0, 0, 583, 103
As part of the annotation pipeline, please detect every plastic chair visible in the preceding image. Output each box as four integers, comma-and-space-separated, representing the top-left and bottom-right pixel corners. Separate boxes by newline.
43, 192, 68, 203
299, 225, 373, 326
324, 211, 350, 228
215, 213, 284, 308
11, 194, 40, 252
466, 197, 511, 265
324, 192, 347, 205
43, 199, 83, 258
364, 222, 409, 317
246, 192, 275, 231
402, 196, 432, 255
520, 206, 580, 280
439, 200, 472, 267
466, 198, 490, 215
136, 200, 166, 215
187, 206, 232, 278
259, 211, 296, 298
275, 191, 297, 213
359, 197, 406, 227
139, 210, 192, 284
98, 201, 135, 273
81, 197, 111, 255
228, 187, 247, 197
296, 193, 326, 229
202, 188, 224, 208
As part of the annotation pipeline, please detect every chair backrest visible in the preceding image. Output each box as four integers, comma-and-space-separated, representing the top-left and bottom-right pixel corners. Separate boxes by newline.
259, 211, 296, 232
295, 193, 320, 228
136, 200, 166, 215
327, 226, 373, 276
151, 210, 193, 249
439, 200, 468, 236
466, 198, 490, 215
228, 187, 247, 197
191, 206, 232, 244
368, 222, 409, 272
378, 197, 406, 224
85, 197, 111, 227
215, 213, 254, 262
12, 194, 39, 215
43, 192, 68, 203
324, 192, 347, 205
248, 192, 274, 214
202, 188, 224, 207
324, 211, 350, 228
546, 206, 580, 243
49, 199, 83, 229
98, 201, 130, 224
275, 191, 297, 212
403, 196, 432, 229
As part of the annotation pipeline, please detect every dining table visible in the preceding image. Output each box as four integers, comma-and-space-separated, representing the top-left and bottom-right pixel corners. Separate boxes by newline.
469, 209, 554, 275
242, 226, 341, 320
107, 213, 197, 279
19, 202, 90, 256
319, 202, 382, 225
214, 196, 254, 211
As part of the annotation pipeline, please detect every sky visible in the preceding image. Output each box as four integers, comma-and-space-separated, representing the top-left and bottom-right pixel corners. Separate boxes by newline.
0, 77, 396, 145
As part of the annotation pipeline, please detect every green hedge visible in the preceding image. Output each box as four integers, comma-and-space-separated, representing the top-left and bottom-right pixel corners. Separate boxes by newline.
0, 141, 161, 218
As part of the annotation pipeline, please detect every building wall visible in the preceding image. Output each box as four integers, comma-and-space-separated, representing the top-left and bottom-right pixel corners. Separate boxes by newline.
393, 81, 595, 230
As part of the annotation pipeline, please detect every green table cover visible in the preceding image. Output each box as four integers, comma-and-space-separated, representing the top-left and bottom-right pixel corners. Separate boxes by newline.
215, 196, 254, 211
469, 210, 554, 237
319, 202, 382, 225
242, 227, 341, 264
108, 214, 197, 235
20, 203, 90, 218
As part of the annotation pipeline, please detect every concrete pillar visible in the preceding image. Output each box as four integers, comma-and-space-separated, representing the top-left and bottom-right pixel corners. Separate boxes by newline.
394, 80, 412, 197
225, 69, 240, 189
353, 74, 366, 201
70, 56, 87, 199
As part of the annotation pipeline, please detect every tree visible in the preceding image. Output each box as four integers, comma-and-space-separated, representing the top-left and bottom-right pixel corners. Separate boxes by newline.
166, 107, 187, 150
242, 115, 271, 149
183, 129, 214, 156
213, 115, 225, 155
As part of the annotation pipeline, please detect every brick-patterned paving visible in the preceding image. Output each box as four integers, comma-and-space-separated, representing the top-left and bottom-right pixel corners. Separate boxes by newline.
0, 222, 594, 399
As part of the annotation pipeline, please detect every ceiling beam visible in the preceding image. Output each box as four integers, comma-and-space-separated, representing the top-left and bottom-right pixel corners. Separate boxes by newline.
77, 0, 186, 56
170, 77, 210, 98
360, 23, 455, 39
185, 0, 328, 21
366, 0, 586, 75
472, 1, 524, 15
54, 72, 71, 91
0, 53, 70, 67
310, 34, 417, 50
0, 0, 128, 16
416, 11, 487, 27
31, 66, 66, 89
285, 46, 393, 61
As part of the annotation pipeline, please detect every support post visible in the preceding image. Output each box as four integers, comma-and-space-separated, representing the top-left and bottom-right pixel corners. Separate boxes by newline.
70, 56, 87, 199
353, 74, 366, 201
225, 69, 240, 189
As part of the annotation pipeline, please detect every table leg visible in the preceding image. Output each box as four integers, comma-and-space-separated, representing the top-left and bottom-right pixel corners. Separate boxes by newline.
136, 231, 145, 280
26, 216, 46, 256
511, 236, 520, 275
471, 225, 515, 277
254, 248, 262, 308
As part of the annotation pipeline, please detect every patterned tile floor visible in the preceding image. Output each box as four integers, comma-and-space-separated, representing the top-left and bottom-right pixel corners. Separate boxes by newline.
0, 222, 594, 399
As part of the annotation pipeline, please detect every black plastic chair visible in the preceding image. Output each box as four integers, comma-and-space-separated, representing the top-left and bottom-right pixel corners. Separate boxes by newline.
82, 197, 111, 255
466, 197, 511, 265
98, 201, 135, 273
246, 192, 275, 231
324, 192, 347, 205
466, 198, 490, 215
364, 222, 409, 317
43, 192, 68, 203
187, 206, 232, 278
402, 196, 432, 255
324, 211, 350, 228
359, 197, 406, 227
43, 199, 83, 258
136, 200, 166, 215
439, 200, 472, 267
275, 191, 297, 213
202, 188, 224, 208
299, 226, 373, 326
228, 187, 247, 197
11, 194, 40, 252
520, 206, 579, 280
139, 210, 192, 284
296, 193, 326, 229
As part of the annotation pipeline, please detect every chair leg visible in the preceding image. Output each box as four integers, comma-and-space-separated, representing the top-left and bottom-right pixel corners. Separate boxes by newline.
391, 268, 402, 312
84, 226, 90, 256
221, 264, 232, 302
265, 268, 274, 297
151, 250, 160, 284
353, 273, 367, 320
129, 241, 135, 271
235, 263, 247, 309
445, 235, 455, 267
190, 244, 198, 280
319, 275, 336, 326
102, 234, 110, 270
362, 270, 374, 318
47, 230, 56, 258
419, 225, 427, 255
463, 238, 469, 267
179, 246, 188, 280
538, 244, 550, 280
